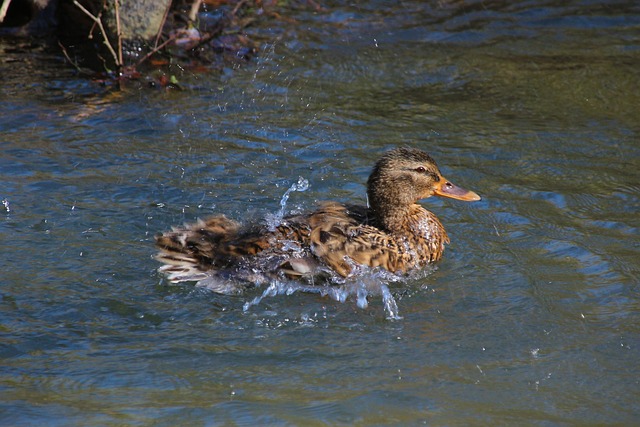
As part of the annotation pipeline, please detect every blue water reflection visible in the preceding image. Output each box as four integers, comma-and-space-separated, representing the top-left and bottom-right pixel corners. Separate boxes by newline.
1, 1, 639, 425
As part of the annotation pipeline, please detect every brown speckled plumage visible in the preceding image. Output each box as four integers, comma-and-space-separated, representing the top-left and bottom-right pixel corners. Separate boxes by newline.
155, 148, 480, 287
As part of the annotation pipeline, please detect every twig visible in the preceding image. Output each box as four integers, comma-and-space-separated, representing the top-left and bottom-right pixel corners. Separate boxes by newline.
135, 33, 178, 68
188, 0, 203, 23
153, 1, 172, 50
114, 0, 123, 67
231, 0, 248, 17
73, 0, 121, 68
58, 41, 93, 75
0, 0, 12, 23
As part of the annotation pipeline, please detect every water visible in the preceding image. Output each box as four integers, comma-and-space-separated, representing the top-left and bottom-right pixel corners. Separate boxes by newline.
265, 176, 309, 231
242, 270, 403, 320
2, 1, 640, 425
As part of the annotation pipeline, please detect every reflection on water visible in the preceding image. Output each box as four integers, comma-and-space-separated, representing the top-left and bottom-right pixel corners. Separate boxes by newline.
1, 1, 640, 425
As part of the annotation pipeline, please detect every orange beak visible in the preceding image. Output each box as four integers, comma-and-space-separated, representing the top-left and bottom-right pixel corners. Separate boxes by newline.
433, 177, 481, 202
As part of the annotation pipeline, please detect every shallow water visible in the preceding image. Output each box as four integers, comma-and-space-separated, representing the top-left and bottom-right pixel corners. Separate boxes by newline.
1, 1, 640, 425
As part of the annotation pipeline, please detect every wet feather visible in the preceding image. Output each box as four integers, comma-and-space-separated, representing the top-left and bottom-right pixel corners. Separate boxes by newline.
155, 147, 480, 290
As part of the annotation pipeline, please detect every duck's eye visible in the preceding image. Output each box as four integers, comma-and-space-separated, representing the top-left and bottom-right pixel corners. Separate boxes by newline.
415, 166, 426, 173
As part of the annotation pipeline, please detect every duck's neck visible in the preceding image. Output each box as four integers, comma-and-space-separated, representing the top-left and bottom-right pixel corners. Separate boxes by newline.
367, 193, 415, 234
367, 170, 418, 234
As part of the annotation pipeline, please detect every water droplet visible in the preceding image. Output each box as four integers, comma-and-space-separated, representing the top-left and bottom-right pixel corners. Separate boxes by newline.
266, 177, 309, 231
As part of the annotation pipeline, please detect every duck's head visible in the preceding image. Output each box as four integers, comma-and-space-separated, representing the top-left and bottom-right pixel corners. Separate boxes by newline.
367, 147, 480, 229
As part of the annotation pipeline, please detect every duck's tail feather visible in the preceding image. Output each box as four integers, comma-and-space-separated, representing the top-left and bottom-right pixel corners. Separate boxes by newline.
156, 252, 210, 283
155, 215, 242, 282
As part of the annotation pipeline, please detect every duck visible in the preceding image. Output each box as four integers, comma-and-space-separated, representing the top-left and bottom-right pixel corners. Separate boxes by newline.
155, 147, 481, 292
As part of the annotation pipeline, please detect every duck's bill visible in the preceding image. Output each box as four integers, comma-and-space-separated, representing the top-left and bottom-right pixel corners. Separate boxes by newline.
434, 179, 481, 201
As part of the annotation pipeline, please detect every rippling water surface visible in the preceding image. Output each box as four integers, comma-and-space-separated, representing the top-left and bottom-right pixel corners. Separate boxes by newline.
1, 1, 639, 425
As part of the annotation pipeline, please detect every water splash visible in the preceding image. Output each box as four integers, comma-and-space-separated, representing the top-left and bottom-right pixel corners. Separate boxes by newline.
266, 176, 309, 231
2, 198, 10, 212
356, 281, 368, 309
202, 252, 433, 319
217, 176, 410, 319
243, 268, 404, 320
380, 284, 401, 320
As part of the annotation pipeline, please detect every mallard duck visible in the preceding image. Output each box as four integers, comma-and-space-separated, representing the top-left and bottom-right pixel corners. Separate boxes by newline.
155, 147, 480, 292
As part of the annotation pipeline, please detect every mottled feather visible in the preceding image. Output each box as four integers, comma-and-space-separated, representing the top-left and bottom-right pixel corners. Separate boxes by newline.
155, 148, 480, 288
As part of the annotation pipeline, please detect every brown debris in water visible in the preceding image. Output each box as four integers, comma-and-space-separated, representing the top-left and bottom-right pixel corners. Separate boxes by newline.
80, 0, 322, 84
1, 0, 323, 86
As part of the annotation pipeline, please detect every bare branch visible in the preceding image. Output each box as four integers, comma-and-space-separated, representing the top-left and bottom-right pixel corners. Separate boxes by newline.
0, 0, 13, 24
114, 0, 123, 67
58, 41, 93, 75
154, 1, 172, 50
136, 33, 178, 68
73, 0, 121, 68
189, 0, 203, 23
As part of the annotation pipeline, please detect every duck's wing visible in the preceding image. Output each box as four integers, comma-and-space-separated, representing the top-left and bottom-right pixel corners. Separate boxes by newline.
305, 202, 407, 276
